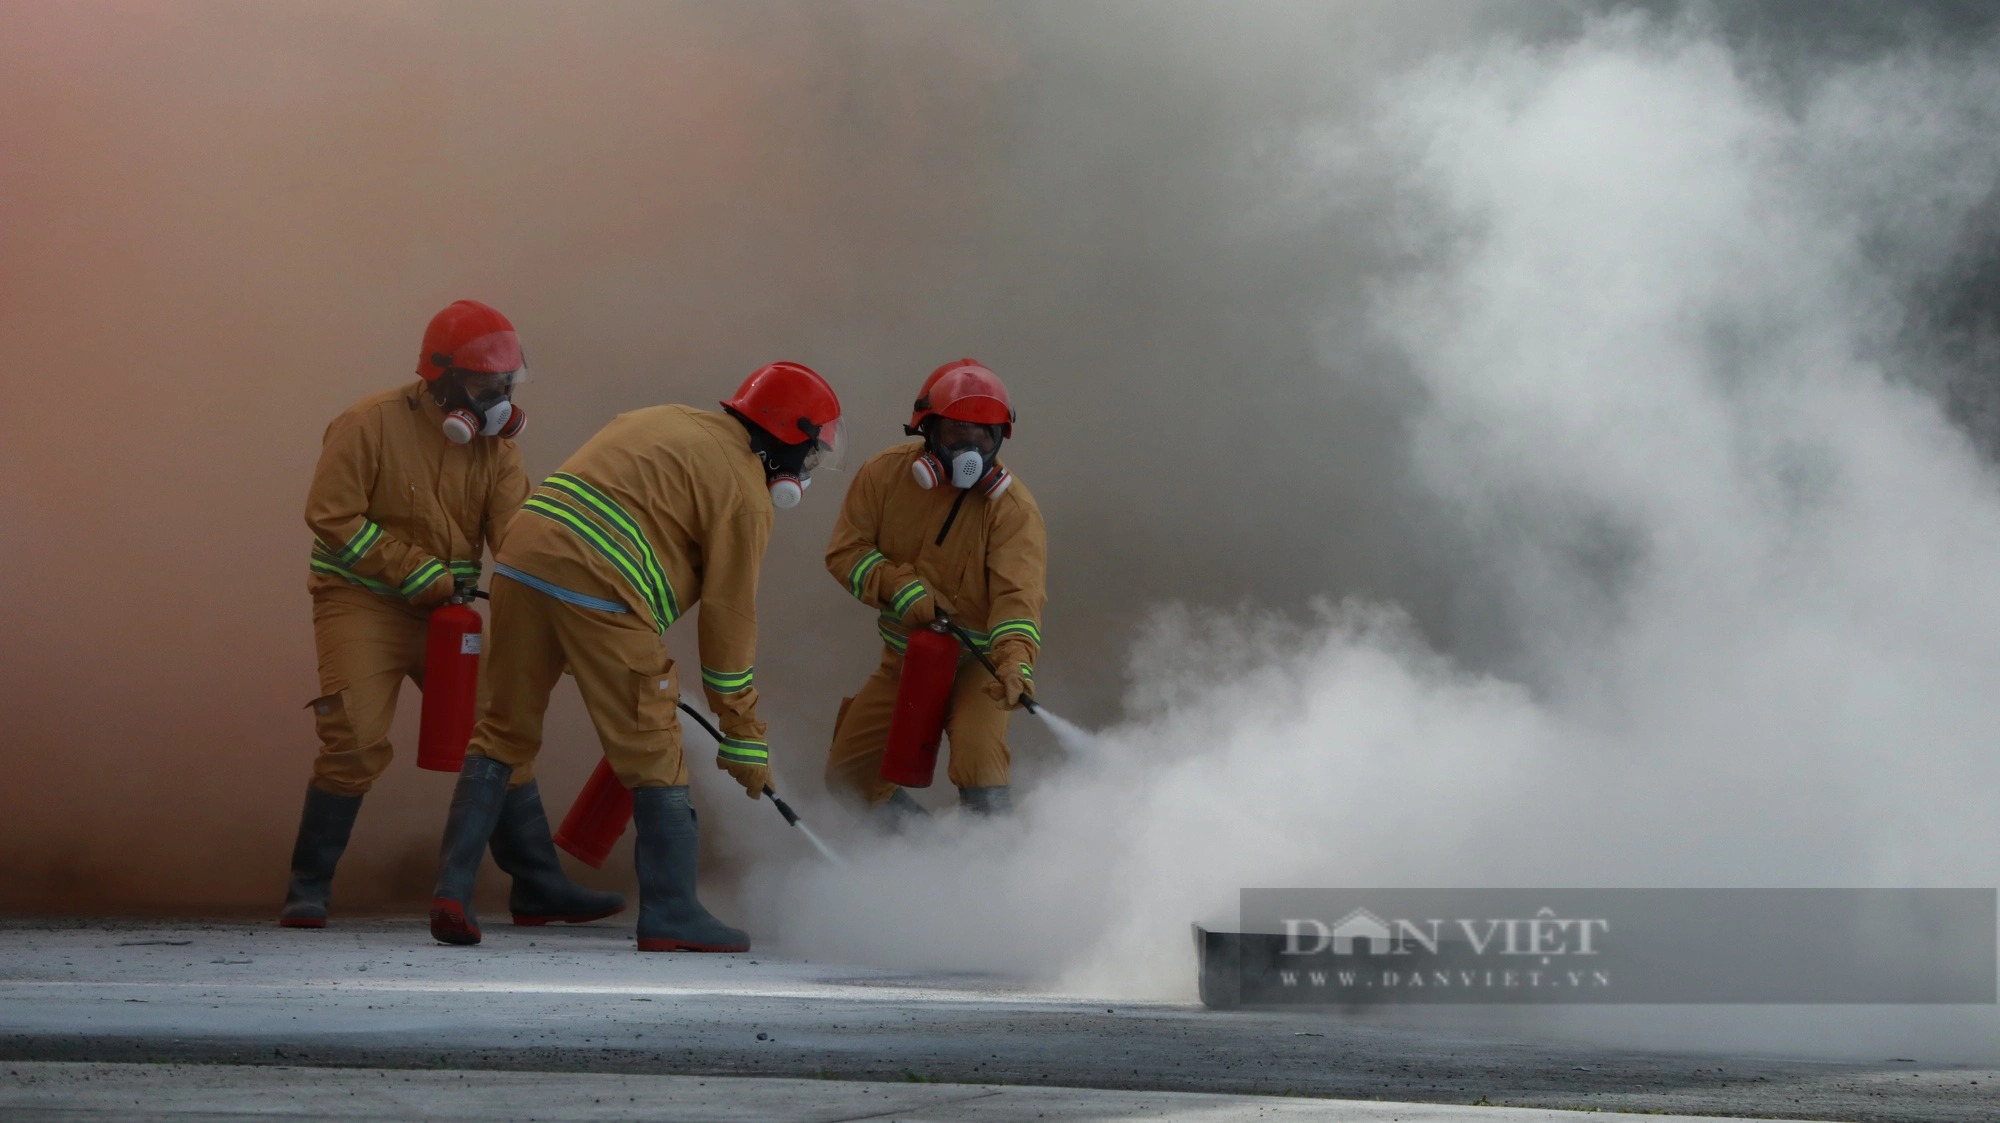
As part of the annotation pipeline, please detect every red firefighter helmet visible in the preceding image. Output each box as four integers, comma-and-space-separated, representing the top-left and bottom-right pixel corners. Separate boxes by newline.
723, 360, 844, 462
418, 300, 524, 382
909, 359, 1015, 437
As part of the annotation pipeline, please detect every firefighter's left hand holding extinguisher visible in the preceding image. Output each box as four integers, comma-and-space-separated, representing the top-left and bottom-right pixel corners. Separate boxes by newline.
410, 565, 458, 609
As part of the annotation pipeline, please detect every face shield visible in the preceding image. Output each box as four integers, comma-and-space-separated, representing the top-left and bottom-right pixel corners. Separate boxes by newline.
802, 416, 845, 474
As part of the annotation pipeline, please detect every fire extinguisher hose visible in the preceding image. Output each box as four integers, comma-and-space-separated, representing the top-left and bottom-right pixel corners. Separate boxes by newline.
936, 614, 1039, 714
673, 701, 805, 828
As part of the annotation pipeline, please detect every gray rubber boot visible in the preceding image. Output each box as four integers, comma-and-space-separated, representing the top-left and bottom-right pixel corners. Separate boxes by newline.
279, 784, 363, 928
958, 785, 1013, 817
488, 780, 626, 926
633, 786, 749, 952
429, 755, 511, 946
869, 786, 932, 835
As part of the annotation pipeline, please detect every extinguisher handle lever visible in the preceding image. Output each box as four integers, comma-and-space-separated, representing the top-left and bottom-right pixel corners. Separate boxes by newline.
937, 613, 1038, 713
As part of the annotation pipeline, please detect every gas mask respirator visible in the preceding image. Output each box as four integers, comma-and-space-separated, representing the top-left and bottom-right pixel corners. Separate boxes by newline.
912, 429, 1012, 498
767, 471, 811, 510
758, 431, 827, 511
439, 377, 526, 445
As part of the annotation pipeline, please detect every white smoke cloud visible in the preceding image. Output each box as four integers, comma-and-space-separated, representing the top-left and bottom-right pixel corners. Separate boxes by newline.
748, 15, 2000, 1063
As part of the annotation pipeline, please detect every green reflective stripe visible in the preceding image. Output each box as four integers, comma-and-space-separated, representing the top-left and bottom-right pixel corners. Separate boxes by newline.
889, 580, 927, 617
336, 521, 383, 566
524, 495, 663, 622
701, 666, 755, 694
717, 737, 769, 765
957, 627, 991, 649
523, 496, 669, 629
309, 553, 394, 595
848, 551, 887, 599
543, 474, 680, 622
877, 621, 909, 653
988, 618, 1042, 647
1019, 663, 1034, 680
448, 560, 481, 581
400, 559, 448, 598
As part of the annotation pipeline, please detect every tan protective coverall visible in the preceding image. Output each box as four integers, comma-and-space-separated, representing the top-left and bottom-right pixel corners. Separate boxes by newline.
824, 440, 1047, 802
467, 406, 772, 789
303, 381, 528, 796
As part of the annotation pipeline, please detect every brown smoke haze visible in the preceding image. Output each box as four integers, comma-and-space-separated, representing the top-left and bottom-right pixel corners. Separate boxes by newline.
0, 0, 1502, 913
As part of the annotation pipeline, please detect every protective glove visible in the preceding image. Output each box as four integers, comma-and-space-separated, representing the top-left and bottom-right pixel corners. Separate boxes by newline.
887, 570, 938, 625
716, 754, 768, 800
410, 568, 457, 609
983, 659, 1035, 711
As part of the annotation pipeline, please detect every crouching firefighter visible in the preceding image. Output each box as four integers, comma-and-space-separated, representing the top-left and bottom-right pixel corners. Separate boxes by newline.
282, 299, 619, 929
428, 362, 844, 951
823, 359, 1047, 824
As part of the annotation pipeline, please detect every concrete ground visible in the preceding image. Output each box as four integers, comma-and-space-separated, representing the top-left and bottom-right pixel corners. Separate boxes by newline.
0, 918, 1991, 1122
0, 1062, 1836, 1122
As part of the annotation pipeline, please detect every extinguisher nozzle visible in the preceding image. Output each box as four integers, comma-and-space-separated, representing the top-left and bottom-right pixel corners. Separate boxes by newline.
675, 698, 842, 864
762, 785, 802, 827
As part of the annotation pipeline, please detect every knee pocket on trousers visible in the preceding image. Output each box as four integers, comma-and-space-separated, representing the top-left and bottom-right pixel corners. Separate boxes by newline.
307, 690, 354, 748
631, 662, 679, 732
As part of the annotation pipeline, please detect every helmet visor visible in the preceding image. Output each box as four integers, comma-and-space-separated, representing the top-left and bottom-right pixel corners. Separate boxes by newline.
803, 416, 845, 473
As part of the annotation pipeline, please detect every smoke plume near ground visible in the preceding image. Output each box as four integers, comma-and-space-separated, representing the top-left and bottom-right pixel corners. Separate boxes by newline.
751, 15, 2000, 1063
4, 0, 1998, 1064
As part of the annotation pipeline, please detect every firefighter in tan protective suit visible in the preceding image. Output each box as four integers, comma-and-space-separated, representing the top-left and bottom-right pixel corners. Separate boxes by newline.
825, 360, 1046, 823
280, 300, 621, 930
428, 361, 844, 953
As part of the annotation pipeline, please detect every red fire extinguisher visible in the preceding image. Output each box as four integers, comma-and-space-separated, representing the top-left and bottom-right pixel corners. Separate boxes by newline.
879, 622, 960, 788
417, 590, 484, 772
554, 758, 633, 868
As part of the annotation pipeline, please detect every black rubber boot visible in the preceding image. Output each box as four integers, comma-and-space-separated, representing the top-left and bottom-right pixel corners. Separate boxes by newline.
429, 755, 511, 946
869, 786, 932, 835
633, 786, 749, 953
488, 780, 626, 927
278, 784, 363, 928
958, 785, 1013, 817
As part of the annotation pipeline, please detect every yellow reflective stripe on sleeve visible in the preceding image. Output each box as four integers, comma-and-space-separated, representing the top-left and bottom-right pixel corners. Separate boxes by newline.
335, 520, 383, 566
701, 666, 755, 694
889, 580, 927, 617
399, 559, 448, 598
988, 618, 1042, 647
848, 550, 887, 599
717, 737, 768, 765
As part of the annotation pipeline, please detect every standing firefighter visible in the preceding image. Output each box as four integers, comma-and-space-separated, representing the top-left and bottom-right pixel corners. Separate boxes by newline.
282, 300, 620, 929
824, 359, 1046, 822
428, 362, 843, 952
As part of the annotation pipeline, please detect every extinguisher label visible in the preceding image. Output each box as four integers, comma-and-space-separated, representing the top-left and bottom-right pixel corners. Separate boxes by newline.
460, 634, 483, 655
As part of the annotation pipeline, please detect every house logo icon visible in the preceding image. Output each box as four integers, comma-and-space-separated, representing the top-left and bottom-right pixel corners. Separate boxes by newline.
1329, 908, 1395, 955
